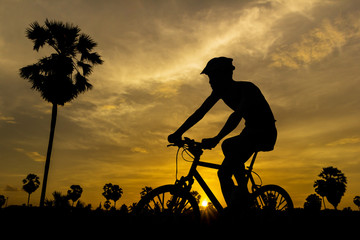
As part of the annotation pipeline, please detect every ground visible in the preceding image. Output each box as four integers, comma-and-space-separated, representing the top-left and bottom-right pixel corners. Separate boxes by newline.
1, 206, 359, 237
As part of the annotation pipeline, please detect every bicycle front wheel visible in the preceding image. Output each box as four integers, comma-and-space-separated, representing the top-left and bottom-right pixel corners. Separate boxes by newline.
251, 184, 293, 212
134, 184, 200, 222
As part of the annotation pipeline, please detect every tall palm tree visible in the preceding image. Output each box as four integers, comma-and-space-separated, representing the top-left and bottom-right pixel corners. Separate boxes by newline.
19, 19, 103, 207
22, 173, 40, 206
314, 166, 347, 210
67, 185, 83, 207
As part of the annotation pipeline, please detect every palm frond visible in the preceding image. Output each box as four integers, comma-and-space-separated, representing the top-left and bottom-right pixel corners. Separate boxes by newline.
20, 19, 103, 105
77, 34, 97, 53
77, 61, 92, 76
38, 54, 75, 76
81, 52, 103, 65
44, 19, 80, 55
19, 64, 39, 79
75, 72, 93, 93
26, 21, 49, 51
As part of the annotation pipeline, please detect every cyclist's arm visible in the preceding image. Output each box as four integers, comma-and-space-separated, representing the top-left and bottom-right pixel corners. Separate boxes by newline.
214, 110, 243, 142
173, 92, 219, 136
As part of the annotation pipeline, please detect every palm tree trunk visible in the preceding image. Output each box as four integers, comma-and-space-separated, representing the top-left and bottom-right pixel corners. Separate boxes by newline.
40, 103, 58, 207
27, 193, 31, 206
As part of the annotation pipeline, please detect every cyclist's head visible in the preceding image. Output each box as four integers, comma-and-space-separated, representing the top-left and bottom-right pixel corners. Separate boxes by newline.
201, 57, 235, 90
201, 57, 235, 77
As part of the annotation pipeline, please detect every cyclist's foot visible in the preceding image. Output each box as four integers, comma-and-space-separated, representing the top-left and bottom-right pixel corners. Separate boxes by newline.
230, 187, 249, 204
226, 187, 251, 215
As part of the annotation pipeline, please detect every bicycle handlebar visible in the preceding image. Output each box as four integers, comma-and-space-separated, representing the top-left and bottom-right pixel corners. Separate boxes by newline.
167, 137, 204, 150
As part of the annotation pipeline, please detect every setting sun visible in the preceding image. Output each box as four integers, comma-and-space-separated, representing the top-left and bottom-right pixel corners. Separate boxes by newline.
201, 200, 208, 207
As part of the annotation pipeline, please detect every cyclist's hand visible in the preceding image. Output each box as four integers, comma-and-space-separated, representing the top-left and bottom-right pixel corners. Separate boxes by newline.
201, 137, 219, 149
168, 132, 182, 144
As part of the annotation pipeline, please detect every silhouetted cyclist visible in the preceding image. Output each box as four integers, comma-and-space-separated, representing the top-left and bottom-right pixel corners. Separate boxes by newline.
168, 57, 277, 207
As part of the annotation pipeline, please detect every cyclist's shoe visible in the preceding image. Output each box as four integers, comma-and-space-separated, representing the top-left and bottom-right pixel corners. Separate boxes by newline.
229, 187, 251, 213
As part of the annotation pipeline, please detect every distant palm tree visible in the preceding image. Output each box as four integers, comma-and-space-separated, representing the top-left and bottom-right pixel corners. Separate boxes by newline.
102, 184, 112, 202
22, 173, 40, 206
353, 196, 360, 210
314, 179, 327, 209
190, 190, 201, 204
314, 166, 347, 210
0, 195, 6, 208
304, 193, 322, 212
67, 185, 83, 207
111, 185, 123, 209
102, 183, 123, 209
104, 200, 111, 210
19, 19, 103, 207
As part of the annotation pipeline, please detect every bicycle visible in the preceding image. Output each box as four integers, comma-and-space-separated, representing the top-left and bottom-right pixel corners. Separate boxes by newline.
135, 137, 293, 220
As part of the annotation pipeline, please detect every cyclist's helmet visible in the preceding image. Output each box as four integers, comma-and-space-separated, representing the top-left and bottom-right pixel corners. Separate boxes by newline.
201, 57, 235, 75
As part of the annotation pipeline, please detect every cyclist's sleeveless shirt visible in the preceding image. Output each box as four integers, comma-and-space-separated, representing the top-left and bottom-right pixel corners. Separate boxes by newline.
215, 81, 276, 129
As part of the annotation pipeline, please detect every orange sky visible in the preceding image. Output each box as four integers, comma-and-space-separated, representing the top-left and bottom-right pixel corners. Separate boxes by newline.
1, 0, 360, 209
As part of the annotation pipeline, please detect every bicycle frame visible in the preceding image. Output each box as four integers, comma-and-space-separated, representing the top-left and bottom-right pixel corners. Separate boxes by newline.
176, 144, 260, 212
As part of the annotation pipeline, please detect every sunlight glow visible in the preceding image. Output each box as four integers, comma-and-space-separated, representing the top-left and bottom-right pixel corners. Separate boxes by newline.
201, 200, 208, 207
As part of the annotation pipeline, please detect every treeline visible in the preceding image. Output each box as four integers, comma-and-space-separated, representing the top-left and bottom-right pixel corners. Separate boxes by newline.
2, 166, 360, 211
0, 177, 155, 212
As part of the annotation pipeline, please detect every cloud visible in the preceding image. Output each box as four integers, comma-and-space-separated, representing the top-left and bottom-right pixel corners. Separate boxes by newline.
26, 151, 45, 162
63, 0, 330, 153
103, 0, 323, 90
4, 185, 19, 191
0, 115, 16, 124
131, 147, 148, 154
14, 148, 45, 162
270, 12, 360, 69
327, 137, 360, 147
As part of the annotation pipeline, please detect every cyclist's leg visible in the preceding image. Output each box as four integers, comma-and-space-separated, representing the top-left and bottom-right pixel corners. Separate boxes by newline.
233, 164, 247, 193
217, 159, 235, 206
232, 164, 251, 209
218, 133, 254, 206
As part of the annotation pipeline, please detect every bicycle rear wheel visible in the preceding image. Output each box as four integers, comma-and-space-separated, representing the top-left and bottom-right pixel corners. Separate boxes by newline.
251, 184, 293, 212
134, 184, 200, 223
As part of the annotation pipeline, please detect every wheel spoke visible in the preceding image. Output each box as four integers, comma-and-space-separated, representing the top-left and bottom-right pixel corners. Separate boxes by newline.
156, 193, 165, 210
180, 200, 191, 213
252, 185, 293, 212
145, 202, 154, 211
279, 203, 288, 211
150, 198, 158, 210
257, 193, 266, 208
274, 191, 280, 202
135, 185, 200, 221
277, 195, 286, 210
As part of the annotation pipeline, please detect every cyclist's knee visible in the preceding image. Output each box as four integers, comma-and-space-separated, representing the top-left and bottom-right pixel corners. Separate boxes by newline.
221, 138, 234, 156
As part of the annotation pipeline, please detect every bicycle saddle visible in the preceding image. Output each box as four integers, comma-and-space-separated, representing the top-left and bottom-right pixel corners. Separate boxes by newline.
255, 143, 274, 152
